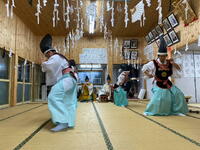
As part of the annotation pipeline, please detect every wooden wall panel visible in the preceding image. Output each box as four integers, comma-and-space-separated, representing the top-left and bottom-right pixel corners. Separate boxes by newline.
0, 0, 16, 52
0, 0, 42, 64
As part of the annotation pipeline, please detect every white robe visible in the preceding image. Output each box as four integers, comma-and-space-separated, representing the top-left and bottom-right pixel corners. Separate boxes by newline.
41, 54, 69, 86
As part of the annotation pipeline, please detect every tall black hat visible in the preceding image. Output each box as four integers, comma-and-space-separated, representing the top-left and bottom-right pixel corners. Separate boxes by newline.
85, 76, 89, 81
158, 36, 168, 55
107, 74, 111, 81
40, 34, 55, 54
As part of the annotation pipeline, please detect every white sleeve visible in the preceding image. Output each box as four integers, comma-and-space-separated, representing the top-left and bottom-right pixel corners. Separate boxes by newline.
117, 72, 126, 85
62, 78, 75, 92
41, 57, 55, 72
142, 61, 156, 79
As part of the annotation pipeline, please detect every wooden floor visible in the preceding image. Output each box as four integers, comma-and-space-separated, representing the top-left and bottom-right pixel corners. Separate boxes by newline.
0, 102, 200, 150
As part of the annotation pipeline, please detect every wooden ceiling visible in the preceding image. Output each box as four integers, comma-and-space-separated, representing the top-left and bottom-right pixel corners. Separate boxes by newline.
6, 0, 176, 37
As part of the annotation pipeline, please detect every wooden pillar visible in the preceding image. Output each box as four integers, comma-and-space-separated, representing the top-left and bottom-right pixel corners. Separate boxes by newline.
10, 53, 18, 106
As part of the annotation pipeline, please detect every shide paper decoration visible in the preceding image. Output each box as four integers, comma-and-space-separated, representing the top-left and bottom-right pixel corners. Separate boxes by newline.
5, 0, 15, 18
131, 0, 145, 27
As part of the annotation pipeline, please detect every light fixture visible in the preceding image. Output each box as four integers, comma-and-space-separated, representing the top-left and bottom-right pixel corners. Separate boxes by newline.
86, 1, 97, 34
80, 64, 101, 69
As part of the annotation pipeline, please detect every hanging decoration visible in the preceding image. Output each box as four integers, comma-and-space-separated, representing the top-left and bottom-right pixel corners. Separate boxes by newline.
99, 0, 105, 32
35, 0, 42, 24
5, 0, 10, 17
124, 0, 129, 28
114, 38, 119, 51
86, 2, 97, 34
111, 0, 114, 27
64, 0, 70, 28
184, 24, 189, 51
146, 0, 151, 7
10, 0, 15, 18
131, 0, 145, 27
43, 0, 47, 6
104, 24, 107, 39
106, 0, 112, 11
32, 62, 35, 68
9, 48, 13, 57
156, 0, 162, 25
52, 0, 60, 27
5, 0, 15, 18
24, 59, 27, 66
182, 0, 189, 20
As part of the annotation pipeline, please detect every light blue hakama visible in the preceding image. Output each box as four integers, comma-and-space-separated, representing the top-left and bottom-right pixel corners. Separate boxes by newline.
48, 74, 77, 127
144, 85, 188, 116
114, 87, 128, 107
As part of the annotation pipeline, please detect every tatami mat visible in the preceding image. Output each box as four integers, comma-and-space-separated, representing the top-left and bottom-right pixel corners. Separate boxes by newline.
0, 105, 49, 150
0, 104, 44, 120
95, 102, 200, 150
21, 103, 107, 150
0, 102, 200, 150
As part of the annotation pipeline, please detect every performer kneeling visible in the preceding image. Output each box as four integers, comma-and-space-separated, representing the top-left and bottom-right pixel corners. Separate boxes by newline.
40, 34, 78, 132
142, 37, 188, 116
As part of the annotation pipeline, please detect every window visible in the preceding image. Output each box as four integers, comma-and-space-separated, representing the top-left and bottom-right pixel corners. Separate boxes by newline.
78, 71, 103, 85
17, 58, 32, 103
32, 64, 44, 101
0, 48, 10, 105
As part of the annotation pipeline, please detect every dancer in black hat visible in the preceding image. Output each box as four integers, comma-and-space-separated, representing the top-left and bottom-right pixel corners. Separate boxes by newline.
142, 37, 188, 116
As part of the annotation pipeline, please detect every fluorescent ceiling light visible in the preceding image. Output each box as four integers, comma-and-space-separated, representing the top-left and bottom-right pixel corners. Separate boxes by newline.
80, 64, 101, 68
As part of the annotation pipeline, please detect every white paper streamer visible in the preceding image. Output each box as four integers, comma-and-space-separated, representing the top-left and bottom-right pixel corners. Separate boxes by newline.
24, 59, 27, 66
9, 48, 13, 57
111, 1, 114, 27
5, 0, 10, 17
52, 0, 60, 27
124, 0, 129, 28
86, 2, 97, 34
106, 1, 111, 11
114, 38, 119, 50
185, 43, 189, 51
35, 0, 42, 24
99, 0, 104, 32
43, 0, 48, 6
156, 0, 162, 25
131, 0, 145, 27
146, 0, 151, 7
10, 0, 15, 18
32, 62, 35, 68
182, 0, 189, 20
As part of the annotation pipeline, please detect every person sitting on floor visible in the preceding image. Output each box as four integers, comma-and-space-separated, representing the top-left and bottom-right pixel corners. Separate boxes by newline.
79, 76, 93, 102
98, 74, 114, 102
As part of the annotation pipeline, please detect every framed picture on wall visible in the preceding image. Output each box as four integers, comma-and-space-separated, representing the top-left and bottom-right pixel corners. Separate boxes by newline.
123, 49, 131, 60
156, 39, 161, 48
168, 30, 180, 44
123, 40, 131, 49
130, 39, 138, 49
155, 25, 164, 36
130, 51, 138, 60
148, 32, 154, 42
152, 29, 159, 39
162, 18, 172, 32
163, 34, 173, 46
145, 35, 150, 44
168, 13, 179, 28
